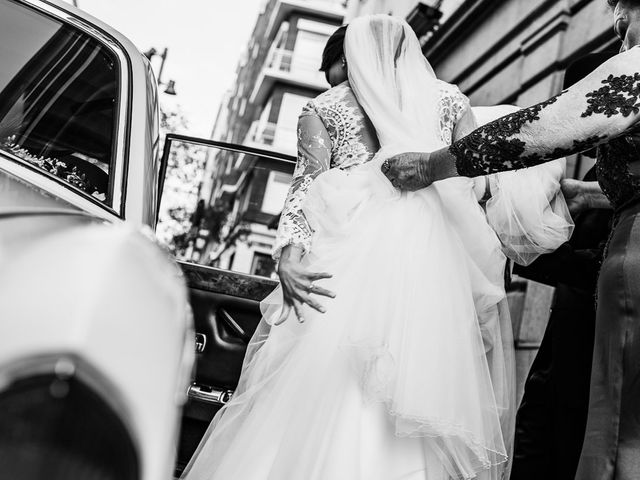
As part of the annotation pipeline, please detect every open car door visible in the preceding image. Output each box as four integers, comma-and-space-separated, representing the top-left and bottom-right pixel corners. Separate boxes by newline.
155, 134, 295, 477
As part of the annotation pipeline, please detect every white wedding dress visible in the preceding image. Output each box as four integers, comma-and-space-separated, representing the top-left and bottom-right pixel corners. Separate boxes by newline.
182, 16, 573, 480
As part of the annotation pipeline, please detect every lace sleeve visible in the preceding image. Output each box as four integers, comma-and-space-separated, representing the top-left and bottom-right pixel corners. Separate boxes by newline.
273, 104, 332, 260
450, 47, 640, 176
439, 84, 471, 144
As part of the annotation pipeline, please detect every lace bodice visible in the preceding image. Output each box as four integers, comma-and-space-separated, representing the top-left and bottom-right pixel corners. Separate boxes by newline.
274, 81, 469, 259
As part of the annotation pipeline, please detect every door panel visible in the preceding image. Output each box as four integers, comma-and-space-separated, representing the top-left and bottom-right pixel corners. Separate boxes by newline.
189, 288, 259, 390
174, 262, 278, 475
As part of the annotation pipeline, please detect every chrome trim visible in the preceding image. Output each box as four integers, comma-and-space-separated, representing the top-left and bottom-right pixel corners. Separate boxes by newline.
187, 384, 233, 406
11, 0, 133, 218
162, 133, 296, 163
0, 206, 95, 219
219, 309, 247, 339
194, 333, 207, 354
0, 156, 119, 222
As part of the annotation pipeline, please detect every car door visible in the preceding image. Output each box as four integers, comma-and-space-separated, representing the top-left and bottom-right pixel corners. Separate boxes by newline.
155, 133, 295, 477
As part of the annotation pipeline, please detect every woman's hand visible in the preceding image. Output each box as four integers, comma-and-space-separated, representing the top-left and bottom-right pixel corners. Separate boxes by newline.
561, 179, 611, 216
382, 148, 459, 190
275, 244, 335, 325
561, 178, 591, 216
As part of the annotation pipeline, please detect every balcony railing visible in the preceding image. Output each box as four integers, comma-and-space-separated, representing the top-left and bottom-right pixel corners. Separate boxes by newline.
249, 46, 328, 105
265, 0, 347, 41
308, 0, 347, 6
247, 121, 277, 146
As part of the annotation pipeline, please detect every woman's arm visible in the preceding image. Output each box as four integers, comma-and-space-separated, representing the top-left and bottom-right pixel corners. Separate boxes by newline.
450, 47, 640, 177
273, 113, 331, 259
382, 47, 640, 188
274, 110, 336, 324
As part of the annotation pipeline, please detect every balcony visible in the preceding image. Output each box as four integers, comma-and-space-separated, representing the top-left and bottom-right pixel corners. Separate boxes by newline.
249, 47, 327, 105
245, 120, 297, 155
247, 120, 276, 145
265, 0, 347, 41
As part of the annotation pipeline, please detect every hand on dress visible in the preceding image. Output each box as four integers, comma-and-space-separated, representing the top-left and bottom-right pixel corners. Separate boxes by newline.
381, 152, 432, 191
561, 179, 611, 216
275, 244, 335, 325
381, 149, 458, 190
561, 179, 589, 217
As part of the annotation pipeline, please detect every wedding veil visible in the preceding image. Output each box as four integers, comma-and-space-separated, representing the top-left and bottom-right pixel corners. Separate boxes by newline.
345, 15, 516, 480
344, 15, 445, 154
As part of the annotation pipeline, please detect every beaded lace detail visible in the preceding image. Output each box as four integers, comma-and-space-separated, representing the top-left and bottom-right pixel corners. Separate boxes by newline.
596, 136, 640, 211
437, 82, 469, 144
308, 82, 373, 170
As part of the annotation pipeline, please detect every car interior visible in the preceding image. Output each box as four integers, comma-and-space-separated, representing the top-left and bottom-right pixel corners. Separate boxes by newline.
0, 2, 118, 203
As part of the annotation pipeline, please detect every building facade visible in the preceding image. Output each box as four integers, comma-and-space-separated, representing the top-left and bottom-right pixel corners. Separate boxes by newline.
193, 0, 347, 277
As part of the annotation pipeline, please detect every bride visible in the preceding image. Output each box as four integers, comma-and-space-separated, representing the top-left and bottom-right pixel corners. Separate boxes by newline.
182, 15, 572, 480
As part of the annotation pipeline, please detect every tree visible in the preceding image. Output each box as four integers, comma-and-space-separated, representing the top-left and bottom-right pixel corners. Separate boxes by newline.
155, 102, 207, 259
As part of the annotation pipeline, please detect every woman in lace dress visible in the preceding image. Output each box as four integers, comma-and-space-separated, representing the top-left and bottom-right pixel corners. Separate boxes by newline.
182, 16, 572, 480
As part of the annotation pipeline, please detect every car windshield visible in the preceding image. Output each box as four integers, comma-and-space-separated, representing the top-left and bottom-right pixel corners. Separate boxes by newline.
0, 0, 119, 205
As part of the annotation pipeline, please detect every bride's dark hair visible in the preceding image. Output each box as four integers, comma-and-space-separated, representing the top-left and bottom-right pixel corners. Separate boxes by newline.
320, 25, 347, 72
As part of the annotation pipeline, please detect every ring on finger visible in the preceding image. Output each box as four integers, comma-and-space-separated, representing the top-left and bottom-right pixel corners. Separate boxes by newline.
308, 282, 316, 292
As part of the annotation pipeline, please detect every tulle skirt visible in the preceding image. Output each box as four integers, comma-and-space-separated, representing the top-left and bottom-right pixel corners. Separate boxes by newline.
182, 160, 515, 480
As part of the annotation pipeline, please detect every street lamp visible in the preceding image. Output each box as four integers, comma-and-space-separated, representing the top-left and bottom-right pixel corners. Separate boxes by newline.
164, 80, 177, 96
143, 47, 177, 96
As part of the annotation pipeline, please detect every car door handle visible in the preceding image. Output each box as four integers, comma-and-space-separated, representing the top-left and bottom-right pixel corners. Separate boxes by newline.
187, 384, 233, 405
218, 308, 250, 341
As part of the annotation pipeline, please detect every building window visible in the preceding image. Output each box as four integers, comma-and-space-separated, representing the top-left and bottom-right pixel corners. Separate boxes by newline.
261, 170, 292, 215
291, 30, 327, 78
251, 251, 277, 278
296, 18, 341, 36
273, 93, 312, 149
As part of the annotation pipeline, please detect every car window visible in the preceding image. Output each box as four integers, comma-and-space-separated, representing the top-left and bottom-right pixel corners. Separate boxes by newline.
0, 1, 119, 205
157, 137, 295, 279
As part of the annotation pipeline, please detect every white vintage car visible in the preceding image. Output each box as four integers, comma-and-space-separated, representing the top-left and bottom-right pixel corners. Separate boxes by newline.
0, 1, 193, 479
0, 1, 297, 479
